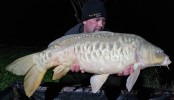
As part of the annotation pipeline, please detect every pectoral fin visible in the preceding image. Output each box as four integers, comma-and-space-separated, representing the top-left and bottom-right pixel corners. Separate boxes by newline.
90, 74, 109, 93
126, 67, 140, 92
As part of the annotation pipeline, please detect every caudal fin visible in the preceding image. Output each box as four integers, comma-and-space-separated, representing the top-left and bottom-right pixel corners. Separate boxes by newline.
6, 53, 47, 97
6, 53, 36, 75
24, 65, 46, 97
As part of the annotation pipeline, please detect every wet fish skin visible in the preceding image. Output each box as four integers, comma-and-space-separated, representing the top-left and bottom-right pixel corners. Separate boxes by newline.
5, 31, 171, 97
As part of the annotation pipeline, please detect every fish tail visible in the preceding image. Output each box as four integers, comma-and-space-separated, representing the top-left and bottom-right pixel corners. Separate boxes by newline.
24, 65, 46, 97
6, 53, 36, 75
6, 52, 47, 97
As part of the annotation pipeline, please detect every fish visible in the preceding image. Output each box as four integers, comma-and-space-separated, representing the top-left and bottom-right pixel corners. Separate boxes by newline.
6, 31, 171, 97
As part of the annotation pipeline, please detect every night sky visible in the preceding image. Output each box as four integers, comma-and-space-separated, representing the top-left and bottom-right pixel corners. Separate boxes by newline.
1, 0, 174, 46
1, 0, 174, 82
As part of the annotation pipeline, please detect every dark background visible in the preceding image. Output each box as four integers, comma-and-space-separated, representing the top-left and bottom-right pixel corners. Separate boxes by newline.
1, 0, 174, 85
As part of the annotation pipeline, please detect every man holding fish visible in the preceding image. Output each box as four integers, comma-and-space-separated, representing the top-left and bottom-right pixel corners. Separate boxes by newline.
62, 0, 135, 75
6, 0, 171, 98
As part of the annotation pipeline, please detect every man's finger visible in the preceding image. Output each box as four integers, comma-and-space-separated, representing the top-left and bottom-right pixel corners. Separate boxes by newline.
75, 64, 80, 72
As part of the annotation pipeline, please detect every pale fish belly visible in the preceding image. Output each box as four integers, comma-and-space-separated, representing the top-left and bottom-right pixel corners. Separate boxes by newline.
74, 41, 137, 74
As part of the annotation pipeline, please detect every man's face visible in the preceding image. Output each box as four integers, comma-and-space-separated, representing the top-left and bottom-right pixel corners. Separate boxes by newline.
83, 17, 106, 33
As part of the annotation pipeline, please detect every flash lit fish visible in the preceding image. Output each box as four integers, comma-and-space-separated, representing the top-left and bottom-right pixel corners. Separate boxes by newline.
6, 31, 171, 97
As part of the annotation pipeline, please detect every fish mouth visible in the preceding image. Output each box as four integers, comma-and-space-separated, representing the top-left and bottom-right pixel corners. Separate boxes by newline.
161, 56, 171, 66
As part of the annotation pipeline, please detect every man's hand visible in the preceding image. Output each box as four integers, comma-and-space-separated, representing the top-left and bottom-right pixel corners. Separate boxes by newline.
117, 64, 134, 76
71, 64, 84, 73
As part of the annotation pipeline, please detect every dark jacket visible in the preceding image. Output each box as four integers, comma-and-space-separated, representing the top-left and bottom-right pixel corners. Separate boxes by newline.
64, 23, 84, 36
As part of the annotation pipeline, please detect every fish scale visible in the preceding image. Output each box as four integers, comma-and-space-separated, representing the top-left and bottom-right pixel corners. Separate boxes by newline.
6, 31, 171, 97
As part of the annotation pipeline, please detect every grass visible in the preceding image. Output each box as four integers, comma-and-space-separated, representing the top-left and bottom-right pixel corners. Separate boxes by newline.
0, 45, 172, 91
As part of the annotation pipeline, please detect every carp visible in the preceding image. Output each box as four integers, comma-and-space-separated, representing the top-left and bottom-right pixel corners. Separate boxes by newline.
6, 31, 171, 97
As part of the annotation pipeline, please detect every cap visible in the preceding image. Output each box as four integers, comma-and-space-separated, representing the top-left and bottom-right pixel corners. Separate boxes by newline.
82, 0, 107, 21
